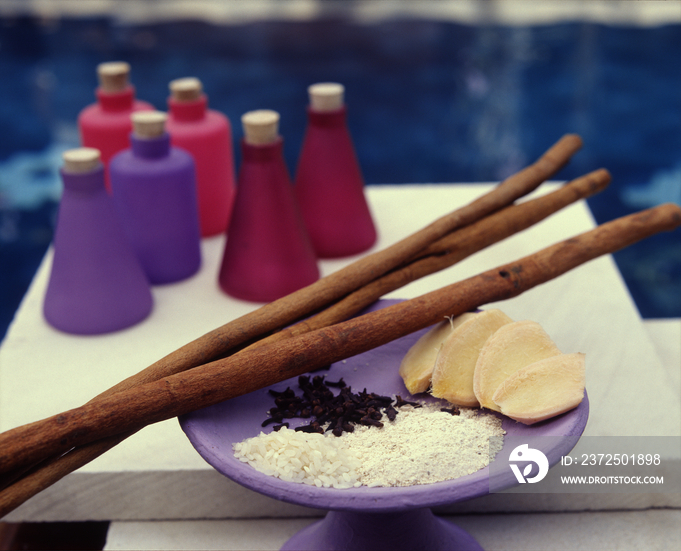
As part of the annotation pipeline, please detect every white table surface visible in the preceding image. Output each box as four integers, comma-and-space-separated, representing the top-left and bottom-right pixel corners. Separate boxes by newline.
103, 509, 681, 551
1, 184, 679, 549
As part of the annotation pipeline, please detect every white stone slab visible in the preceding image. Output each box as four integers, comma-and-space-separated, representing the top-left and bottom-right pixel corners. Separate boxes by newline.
103, 510, 681, 551
1, 184, 679, 521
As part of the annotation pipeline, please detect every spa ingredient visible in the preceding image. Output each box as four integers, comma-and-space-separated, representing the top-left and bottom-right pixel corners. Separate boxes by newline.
492, 352, 586, 424
233, 402, 505, 488
398, 314, 471, 394
261, 375, 417, 436
343, 403, 505, 487
233, 426, 362, 489
399, 311, 586, 423
473, 320, 562, 411
431, 309, 513, 407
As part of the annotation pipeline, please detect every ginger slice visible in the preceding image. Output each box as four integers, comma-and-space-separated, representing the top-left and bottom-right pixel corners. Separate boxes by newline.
431, 309, 513, 406
473, 320, 562, 411
399, 313, 475, 394
492, 352, 585, 424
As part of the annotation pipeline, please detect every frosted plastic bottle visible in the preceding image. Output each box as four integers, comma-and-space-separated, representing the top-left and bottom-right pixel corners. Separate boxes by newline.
78, 61, 154, 190
219, 110, 319, 302
43, 148, 153, 335
109, 111, 202, 285
166, 77, 236, 237
294, 83, 377, 258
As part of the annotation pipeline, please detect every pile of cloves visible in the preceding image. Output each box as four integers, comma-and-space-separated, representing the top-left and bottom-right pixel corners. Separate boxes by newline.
262, 375, 422, 436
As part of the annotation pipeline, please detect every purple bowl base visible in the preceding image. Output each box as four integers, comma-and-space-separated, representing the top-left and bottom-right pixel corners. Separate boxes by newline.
281, 509, 483, 551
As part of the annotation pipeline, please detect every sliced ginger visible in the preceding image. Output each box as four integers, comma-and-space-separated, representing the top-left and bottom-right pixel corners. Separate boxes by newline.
399, 309, 585, 426
473, 320, 562, 412
399, 313, 476, 394
431, 309, 513, 407
492, 352, 585, 424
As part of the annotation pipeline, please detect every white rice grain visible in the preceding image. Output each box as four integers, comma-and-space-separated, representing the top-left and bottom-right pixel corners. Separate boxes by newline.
232, 405, 505, 489
232, 427, 362, 488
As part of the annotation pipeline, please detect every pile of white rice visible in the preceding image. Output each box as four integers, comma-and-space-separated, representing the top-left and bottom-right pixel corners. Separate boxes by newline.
233, 426, 363, 489
233, 403, 505, 489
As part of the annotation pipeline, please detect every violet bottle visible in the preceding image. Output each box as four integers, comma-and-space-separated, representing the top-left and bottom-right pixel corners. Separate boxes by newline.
219, 109, 319, 302
109, 111, 202, 285
294, 83, 377, 258
43, 148, 153, 335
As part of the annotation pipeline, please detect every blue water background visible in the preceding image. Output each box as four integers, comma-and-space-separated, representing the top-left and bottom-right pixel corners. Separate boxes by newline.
1, 16, 679, 340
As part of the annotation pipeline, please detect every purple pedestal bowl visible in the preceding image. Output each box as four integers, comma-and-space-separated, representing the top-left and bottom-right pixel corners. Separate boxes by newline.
180, 300, 589, 550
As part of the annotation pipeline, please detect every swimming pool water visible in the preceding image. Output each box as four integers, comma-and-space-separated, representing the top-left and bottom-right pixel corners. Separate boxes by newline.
1, 15, 679, 339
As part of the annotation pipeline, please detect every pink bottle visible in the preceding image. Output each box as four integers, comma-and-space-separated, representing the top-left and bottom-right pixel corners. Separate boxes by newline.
294, 83, 377, 258
166, 77, 237, 237
78, 61, 154, 190
43, 148, 153, 335
219, 110, 319, 303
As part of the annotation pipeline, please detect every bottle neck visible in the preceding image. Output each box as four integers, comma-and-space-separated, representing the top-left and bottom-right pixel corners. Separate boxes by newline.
96, 85, 136, 112
306, 104, 347, 127
60, 165, 106, 194
131, 132, 171, 159
240, 136, 284, 162
168, 94, 208, 121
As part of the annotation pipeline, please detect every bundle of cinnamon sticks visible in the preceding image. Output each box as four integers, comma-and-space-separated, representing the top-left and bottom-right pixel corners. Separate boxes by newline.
0, 134, 679, 518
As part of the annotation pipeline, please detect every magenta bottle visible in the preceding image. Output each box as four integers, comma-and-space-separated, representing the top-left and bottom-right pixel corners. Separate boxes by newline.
43, 148, 153, 335
166, 77, 237, 237
294, 83, 377, 258
77, 61, 154, 191
219, 110, 319, 303
109, 111, 202, 285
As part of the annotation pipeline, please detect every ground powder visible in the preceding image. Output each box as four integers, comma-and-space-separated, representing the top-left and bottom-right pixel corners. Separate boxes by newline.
344, 403, 505, 487
234, 402, 505, 488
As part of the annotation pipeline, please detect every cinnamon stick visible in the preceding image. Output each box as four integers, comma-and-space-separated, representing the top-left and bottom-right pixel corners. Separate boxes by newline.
0, 431, 136, 518
97, 133, 584, 397
0, 134, 584, 501
1, 202, 678, 479
254, 168, 612, 345
0, 162, 601, 515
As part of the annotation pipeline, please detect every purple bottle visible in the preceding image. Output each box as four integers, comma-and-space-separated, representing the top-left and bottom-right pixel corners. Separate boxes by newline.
43, 148, 153, 335
219, 109, 319, 302
77, 61, 154, 192
110, 111, 202, 285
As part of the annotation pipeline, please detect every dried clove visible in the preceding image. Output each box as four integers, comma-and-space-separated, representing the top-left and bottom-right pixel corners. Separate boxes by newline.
384, 405, 398, 422
395, 395, 422, 408
261, 375, 414, 436
360, 416, 384, 428
295, 421, 324, 434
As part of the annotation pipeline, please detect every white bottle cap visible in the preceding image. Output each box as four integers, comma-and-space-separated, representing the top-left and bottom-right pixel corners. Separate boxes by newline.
169, 77, 203, 102
308, 82, 344, 111
132, 111, 168, 139
241, 109, 280, 145
97, 61, 131, 93
62, 148, 102, 174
